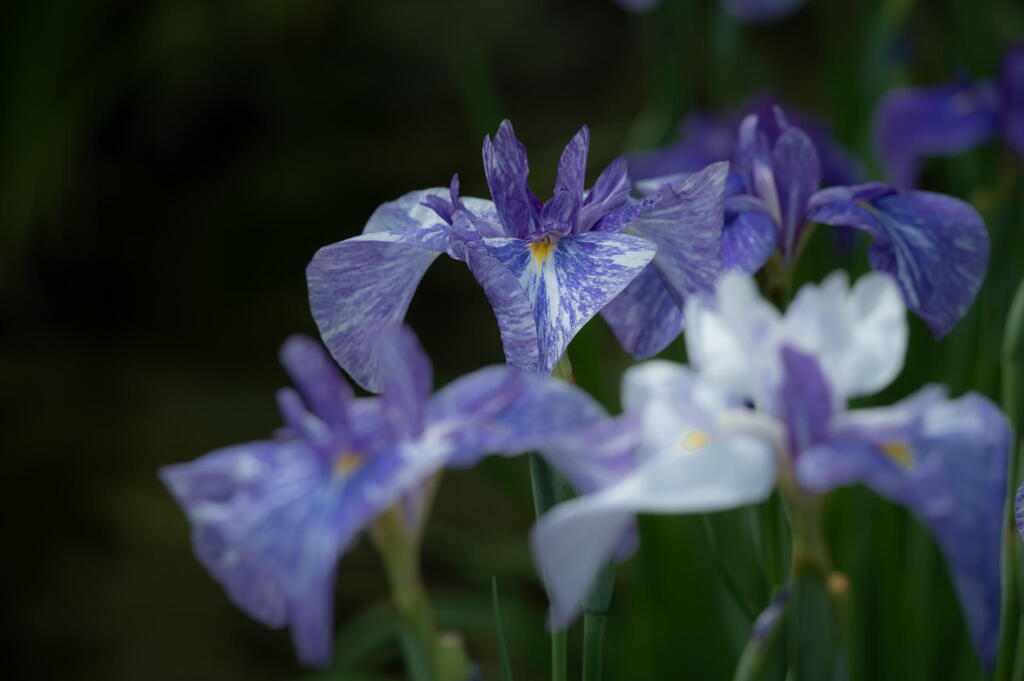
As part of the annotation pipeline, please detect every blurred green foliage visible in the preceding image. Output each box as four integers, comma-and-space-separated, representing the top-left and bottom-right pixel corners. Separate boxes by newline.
3, 0, 1023, 680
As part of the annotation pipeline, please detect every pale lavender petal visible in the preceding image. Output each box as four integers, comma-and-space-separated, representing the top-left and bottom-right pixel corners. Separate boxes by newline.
629, 161, 728, 303
483, 120, 542, 238
798, 392, 1009, 669
364, 187, 452, 235
772, 126, 821, 260
601, 264, 685, 359
873, 82, 1000, 188
808, 184, 989, 337
307, 225, 448, 392
722, 0, 806, 22
484, 232, 657, 374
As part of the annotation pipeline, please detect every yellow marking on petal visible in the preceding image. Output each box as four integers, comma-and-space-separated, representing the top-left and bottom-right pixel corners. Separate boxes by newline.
334, 453, 362, 478
529, 238, 557, 269
881, 441, 913, 469
680, 430, 709, 452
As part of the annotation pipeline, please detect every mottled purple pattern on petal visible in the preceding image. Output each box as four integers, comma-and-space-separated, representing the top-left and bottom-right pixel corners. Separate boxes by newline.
772, 127, 821, 260
578, 158, 632, 233
629, 161, 728, 303
555, 126, 589, 201
873, 82, 1000, 188
448, 226, 542, 373
484, 232, 656, 374
798, 392, 1009, 669
307, 225, 447, 392
721, 0, 806, 22
483, 120, 542, 238
808, 184, 989, 336
722, 207, 778, 273
601, 264, 685, 359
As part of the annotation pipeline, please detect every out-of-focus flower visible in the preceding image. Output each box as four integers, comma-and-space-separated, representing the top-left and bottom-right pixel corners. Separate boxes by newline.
1016, 483, 1024, 541
723, 109, 988, 337
160, 327, 620, 667
874, 44, 1024, 188
308, 120, 729, 385
529, 360, 776, 626
684, 271, 1010, 669
613, 0, 806, 23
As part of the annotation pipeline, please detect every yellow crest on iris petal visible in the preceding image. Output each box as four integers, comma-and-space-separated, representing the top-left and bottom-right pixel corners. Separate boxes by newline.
529, 238, 557, 268
334, 453, 362, 478
680, 430, 709, 452
881, 441, 913, 468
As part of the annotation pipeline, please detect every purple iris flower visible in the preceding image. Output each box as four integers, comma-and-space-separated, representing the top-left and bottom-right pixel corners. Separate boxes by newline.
685, 271, 1011, 670
725, 108, 989, 337
160, 326, 623, 667
874, 43, 1024, 188
308, 120, 728, 386
613, 0, 806, 23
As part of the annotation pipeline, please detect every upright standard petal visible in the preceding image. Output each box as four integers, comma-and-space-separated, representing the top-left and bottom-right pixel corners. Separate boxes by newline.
377, 325, 433, 441
775, 346, 834, 454
483, 120, 542, 238
873, 82, 1000, 188
601, 265, 685, 359
279, 335, 354, 433
578, 157, 632, 233
628, 161, 728, 303
797, 392, 1009, 669
484, 232, 657, 374
307, 188, 452, 392
723, 194, 778, 273
808, 184, 989, 337
782, 271, 907, 400
772, 126, 821, 260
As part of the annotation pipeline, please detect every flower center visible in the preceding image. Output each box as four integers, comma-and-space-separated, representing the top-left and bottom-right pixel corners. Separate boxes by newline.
679, 430, 709, 452
529, 236, 557, 268
334, 452, 362, 479
880, 441, 913, 469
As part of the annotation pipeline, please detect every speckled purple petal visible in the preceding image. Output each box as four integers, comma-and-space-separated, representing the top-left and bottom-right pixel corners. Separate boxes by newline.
629, 161, 728, 304
448, 225, 542, 373
797, 392, 1009, 669
483, 120, 542, 238
555, 126, 589, 201
873, 81, 1000, 187
721, 0, 806, 22
722, 203, 778, 273
483, 232, 657, 374
307, 224, 448, 393
601, 264, 685, 359
807, 184, 989, 337
772, 126, 821, 260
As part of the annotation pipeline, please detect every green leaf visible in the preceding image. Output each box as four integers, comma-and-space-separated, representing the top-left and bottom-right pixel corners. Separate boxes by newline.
491, 577, 514, 681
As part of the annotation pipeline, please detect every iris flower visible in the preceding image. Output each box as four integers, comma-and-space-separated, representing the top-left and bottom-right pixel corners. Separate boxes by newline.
683, 271, 1010, 669
160, 326, 623, 666
727, 108, 989, 336
308, 120, 728, 388
874, 43, 1024, 188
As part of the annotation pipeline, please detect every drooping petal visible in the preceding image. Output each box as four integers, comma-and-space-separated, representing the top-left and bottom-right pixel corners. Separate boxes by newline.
873, 82, 1000, 188
531, 435, 775, 627
797, 392, 1009, 669
600, 265, 685, 359
483, 232, 657, 374
448, 225, 542, 373
776, 346, 833, 454
807, 184, 989, 337
621, 360, 740, 439
772, 126, 821, 260
307, 225, 448, 392
684, 272, 783, 406
722, 198, 778, 273
483, 120, 542, 238
377, 325, 433, 441
629, 161, 728, 303
578, 157, 632, 233
781, 271, 908, 400
721, 0, 807, 23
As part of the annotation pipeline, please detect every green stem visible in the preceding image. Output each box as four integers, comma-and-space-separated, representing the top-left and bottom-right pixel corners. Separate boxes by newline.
529, 353, 576, 681
582, 562, 616, 681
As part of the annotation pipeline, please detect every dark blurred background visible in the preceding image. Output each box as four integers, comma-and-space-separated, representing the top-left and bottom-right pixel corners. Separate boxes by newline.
3, 1, 1023, 679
